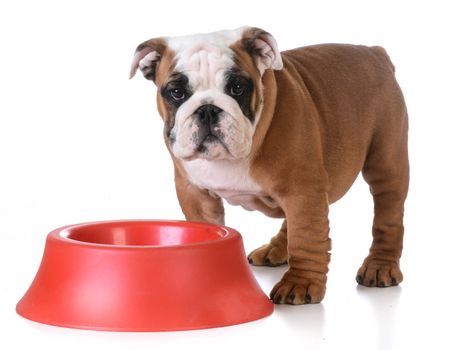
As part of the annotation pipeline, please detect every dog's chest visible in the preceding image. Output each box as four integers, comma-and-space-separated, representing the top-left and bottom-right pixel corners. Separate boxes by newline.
182, 159, 281, 214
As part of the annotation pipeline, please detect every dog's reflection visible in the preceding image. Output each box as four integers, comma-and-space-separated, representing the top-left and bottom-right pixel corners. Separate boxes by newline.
356, 285, 402, 349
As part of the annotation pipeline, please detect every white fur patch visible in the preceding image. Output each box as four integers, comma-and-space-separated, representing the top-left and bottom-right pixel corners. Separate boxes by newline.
182, 158, 282, 213
184, 158, 260, 199
167, 28, 245, 58
183, 158, 257, 191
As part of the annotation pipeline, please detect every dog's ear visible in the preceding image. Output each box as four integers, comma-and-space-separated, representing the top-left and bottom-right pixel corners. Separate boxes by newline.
129, 38, 167, 82
241, 27, 283, 73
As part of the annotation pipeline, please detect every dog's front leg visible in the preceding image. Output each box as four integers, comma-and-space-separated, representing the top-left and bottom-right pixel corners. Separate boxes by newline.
174, 166, 225, 225
270, 193, 331, 305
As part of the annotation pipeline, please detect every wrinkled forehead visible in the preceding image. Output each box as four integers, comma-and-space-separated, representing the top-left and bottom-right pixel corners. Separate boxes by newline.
165, 29, 244, 84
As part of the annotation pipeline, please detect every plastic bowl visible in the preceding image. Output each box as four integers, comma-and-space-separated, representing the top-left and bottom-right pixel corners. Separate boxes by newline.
16, 220, 273, 331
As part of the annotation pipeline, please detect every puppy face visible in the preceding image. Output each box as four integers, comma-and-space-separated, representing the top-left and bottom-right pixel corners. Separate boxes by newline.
130, 27, 283, 161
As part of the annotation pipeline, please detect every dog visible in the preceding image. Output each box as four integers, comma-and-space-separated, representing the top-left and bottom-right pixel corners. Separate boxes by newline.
129, 27, 409, 305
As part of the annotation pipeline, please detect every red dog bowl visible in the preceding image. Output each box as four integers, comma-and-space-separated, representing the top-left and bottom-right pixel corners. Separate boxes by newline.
16, 220, 273, 331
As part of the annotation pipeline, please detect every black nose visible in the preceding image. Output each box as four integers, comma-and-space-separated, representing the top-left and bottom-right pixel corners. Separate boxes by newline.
195, 104, 223, 126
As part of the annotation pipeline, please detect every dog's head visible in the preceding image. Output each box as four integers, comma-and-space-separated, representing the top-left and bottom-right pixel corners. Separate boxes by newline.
130, 27, 283, 161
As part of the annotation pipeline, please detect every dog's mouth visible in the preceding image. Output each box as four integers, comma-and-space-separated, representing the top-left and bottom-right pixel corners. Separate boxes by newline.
195, 133, 230, 157
197, 134, 217, 152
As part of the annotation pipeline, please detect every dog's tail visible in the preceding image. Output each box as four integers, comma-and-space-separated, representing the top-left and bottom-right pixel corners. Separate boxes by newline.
371, 46, 396, 73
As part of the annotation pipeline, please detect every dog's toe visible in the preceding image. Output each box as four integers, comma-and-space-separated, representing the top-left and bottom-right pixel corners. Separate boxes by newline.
270, 279, 325, 305
356, 257, 403, 287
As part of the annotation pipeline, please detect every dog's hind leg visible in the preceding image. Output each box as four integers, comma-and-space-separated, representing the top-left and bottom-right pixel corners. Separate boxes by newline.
248, 220, 288, 266
356, 106, 409, 288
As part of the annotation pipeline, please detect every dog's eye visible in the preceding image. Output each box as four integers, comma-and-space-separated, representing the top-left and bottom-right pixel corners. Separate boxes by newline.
170, 88, 186, 101
230, 83, 245, 96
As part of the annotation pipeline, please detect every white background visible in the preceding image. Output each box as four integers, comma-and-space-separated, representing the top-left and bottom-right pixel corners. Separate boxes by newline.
1, 0, 451, 349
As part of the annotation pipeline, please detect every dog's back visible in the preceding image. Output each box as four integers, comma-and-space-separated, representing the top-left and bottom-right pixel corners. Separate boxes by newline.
276, 44, 408, 202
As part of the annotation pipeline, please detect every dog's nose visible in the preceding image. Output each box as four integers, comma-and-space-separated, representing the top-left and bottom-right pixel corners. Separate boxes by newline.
195, 104, 223, 126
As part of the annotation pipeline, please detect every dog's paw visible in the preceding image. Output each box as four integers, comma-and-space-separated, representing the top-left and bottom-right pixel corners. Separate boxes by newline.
247, 243, 287, 267
270, 274, 326, 305
356, 257, 403, 287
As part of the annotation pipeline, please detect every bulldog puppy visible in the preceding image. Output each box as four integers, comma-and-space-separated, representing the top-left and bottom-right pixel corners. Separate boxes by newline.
130, 27, 409, 305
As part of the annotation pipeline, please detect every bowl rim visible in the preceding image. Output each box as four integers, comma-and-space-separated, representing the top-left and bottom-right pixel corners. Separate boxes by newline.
48, 219, 240, 250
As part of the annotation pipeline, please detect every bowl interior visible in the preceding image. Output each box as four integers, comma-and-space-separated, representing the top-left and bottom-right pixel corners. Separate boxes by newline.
63, 221, 227, 247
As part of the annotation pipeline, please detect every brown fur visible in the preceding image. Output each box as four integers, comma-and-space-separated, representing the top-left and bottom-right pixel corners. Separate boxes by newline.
134, 34, 409, 305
